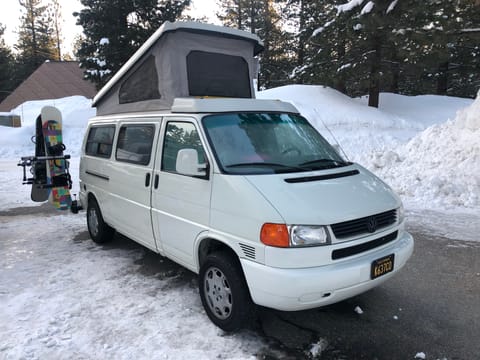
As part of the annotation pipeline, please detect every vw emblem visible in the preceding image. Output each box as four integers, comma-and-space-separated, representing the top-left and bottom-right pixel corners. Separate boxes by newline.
366, 216, 378, 233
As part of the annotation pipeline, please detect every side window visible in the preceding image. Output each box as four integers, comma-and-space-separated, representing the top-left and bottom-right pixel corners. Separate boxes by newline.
85, 125, 115, 158
116, 124, 155, 165
162, 122, 206, 173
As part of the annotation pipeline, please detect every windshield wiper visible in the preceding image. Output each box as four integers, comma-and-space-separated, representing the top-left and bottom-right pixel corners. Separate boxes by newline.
225, 162, 305, 173
299, 158, 351, 170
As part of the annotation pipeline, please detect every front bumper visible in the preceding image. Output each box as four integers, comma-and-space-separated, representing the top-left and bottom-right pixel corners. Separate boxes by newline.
241, 230, 414, 311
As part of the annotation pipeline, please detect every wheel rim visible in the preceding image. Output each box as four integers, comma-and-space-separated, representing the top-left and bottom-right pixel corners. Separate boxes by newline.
88, 207, 99, 237
204, 266, 232, 320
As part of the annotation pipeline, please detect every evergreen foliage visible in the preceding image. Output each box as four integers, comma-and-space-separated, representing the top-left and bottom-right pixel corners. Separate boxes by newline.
74, 0, 190, 88
15, 0, 57, 82
0, 24, 15, 103
49, 0, 63, 61
288, 0, 480, 106
217, 0, 293, 89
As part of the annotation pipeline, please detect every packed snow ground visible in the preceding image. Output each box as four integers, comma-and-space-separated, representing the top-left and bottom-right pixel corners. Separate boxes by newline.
1, 85, 479, 358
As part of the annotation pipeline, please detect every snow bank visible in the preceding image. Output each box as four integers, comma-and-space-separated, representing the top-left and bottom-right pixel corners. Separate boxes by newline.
0, 96, 95, 158
374, 93, 480, 209
258, 85, 477, 212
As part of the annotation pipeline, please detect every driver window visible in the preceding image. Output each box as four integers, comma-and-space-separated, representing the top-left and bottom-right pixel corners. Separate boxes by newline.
161, 122, 206, 173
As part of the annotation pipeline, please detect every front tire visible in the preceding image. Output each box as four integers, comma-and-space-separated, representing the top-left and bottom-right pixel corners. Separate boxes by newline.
87, 197, 114, 244
199, 251, 254, 331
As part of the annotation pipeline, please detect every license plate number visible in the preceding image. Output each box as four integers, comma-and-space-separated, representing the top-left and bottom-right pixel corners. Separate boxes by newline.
371, 254, 395, 279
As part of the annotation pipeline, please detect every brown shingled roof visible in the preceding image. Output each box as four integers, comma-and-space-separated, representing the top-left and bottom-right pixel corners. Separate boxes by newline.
0, 61, 97, 112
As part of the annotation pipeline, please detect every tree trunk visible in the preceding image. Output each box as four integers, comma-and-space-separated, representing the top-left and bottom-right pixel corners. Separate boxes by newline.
335, 39, 347, 94
237, 0, 242, 29
368, 36, 382, 108
297, 0, 306, 67
436, 62, 449, 95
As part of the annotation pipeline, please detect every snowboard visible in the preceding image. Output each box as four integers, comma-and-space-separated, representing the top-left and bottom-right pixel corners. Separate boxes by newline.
41, 106, 72, 210
30, 114, 50, 202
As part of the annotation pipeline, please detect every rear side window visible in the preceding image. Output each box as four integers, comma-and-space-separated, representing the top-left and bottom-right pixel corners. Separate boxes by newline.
85, 126, 115, 158
116, 125, 155, 165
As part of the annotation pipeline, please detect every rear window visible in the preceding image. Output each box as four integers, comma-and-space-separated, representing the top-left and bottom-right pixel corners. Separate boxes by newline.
115, 124, 155, 165
85, 125, 115, 158
186, 51, 251, 98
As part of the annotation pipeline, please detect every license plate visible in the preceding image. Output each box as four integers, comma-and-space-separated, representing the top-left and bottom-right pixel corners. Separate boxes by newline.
371, 254, 395, 279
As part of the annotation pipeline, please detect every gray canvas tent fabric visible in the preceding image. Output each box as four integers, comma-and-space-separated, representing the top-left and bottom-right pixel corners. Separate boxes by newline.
93, 22, 263, 116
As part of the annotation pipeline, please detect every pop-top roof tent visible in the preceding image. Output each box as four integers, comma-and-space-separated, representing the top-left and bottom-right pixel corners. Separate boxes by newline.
92, 21, 264, 116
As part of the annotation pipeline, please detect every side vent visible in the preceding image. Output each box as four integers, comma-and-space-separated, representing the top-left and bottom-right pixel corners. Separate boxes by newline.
239, 243, 256, 260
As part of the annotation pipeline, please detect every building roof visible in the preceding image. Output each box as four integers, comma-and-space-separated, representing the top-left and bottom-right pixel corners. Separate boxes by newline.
0, 61, 97, 112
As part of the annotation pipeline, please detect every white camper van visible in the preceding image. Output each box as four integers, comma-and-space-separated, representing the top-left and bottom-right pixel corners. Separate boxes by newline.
79, 22, 414, 331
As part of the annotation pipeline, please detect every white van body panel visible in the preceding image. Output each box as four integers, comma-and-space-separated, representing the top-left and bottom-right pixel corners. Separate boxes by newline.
151, 169, 212, 269
210, 173, 285, 245
245, 164, 399, 226
242, 230, 413, 311
106, 120, 159, 251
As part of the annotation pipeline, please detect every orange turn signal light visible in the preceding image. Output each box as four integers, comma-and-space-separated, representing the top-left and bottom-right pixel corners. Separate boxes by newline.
260, 223, 289, 247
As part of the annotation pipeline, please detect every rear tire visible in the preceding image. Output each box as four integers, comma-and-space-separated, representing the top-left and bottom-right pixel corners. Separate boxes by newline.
199, 251, 255, 331
87, 197, 114, 244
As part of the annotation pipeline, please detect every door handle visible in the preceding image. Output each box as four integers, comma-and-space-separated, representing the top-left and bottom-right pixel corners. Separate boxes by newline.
145, 173, 151, 187
154, 174, 159, 189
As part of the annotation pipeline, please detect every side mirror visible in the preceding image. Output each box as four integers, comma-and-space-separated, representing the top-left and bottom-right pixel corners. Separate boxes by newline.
176, 148, 207, 177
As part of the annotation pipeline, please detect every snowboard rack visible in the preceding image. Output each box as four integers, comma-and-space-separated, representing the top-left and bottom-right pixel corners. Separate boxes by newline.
18, 154, 72, 187
18, 154, 83, 214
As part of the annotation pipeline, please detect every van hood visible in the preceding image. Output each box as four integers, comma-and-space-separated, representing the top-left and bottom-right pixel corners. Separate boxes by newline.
244, 164, 400, 225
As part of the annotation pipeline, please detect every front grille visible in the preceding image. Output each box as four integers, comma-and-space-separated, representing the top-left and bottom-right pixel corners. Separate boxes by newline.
332, 231, 398, 260
331, 209, 397, 239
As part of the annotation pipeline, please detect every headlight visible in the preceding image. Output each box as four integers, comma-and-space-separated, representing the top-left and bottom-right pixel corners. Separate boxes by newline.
289, 225, 330, 247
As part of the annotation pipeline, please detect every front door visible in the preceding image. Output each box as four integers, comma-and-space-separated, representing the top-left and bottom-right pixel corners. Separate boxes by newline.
151, 118, 212, 270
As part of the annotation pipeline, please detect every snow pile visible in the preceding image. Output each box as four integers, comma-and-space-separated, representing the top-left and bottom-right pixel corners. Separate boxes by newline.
0, 214, 267, 359
374, 93, 480, 209
0, 96, 95, 158
258, 85, 477, 212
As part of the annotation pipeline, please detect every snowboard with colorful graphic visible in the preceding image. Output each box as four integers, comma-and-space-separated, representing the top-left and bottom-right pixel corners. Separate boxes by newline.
41, 106, 72, 210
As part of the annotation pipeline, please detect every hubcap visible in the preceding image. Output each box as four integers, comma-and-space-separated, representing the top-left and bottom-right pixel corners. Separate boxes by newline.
204, 266, 232, 320
88, 207, 99, 237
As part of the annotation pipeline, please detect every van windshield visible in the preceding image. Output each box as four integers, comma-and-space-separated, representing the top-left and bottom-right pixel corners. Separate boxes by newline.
202, 113, 350, 175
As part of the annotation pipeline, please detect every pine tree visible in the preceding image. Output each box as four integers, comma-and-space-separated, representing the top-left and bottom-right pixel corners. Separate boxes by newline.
217, 0, 293, 89
15, 0, 57, 81
74, 0, 190, 88
0, 24, 15, 103
294, 0, 479, 102
49, 0, 63, 60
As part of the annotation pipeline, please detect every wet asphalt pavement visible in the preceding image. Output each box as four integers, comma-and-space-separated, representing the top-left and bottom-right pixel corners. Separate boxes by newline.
2, 205, 479, 359
119, 222, 480, 360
